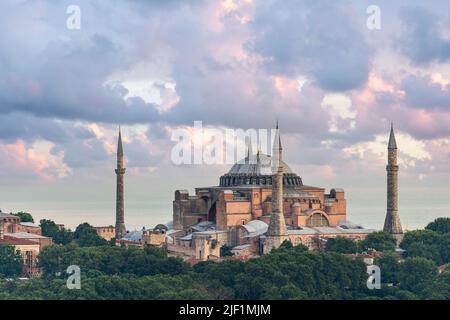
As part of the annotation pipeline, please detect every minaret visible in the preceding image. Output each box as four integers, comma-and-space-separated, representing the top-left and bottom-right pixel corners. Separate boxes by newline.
264, 123, 289, 253
246, 137, 253, 164
115, 127, 126, 239
383, 122, 403, 244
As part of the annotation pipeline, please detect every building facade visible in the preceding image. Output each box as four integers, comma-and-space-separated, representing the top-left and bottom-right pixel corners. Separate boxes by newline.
169, 125, 374, 261
94, 226, 116, 241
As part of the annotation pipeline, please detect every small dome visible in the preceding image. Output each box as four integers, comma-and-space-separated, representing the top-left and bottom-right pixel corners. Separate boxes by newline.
292, 202, 301, 207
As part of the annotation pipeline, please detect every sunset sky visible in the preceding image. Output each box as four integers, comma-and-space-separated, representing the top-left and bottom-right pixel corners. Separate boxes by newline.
0, 0, 449, 230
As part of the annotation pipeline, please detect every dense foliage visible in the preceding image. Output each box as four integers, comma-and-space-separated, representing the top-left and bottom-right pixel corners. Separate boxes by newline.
325, 237, 358, 254
11, 212, 34, 223
426, 217, 450, 234
40, 220, 110, 246
38, 244, 188, 278
0, 217, 448, 300
400, 229, 450, 265
40, 219, 74, 245
73, 223, 108, 247
324, 231, 397, 254
0, 245, 23, 277
359, 231, 396, 252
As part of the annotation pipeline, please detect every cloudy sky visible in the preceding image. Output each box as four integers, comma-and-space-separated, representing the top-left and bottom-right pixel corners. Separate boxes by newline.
0, 0, 449, 230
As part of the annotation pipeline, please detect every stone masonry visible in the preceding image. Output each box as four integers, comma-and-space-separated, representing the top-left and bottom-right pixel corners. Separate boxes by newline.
383, 123, 403, 244
115, 128, 127, 239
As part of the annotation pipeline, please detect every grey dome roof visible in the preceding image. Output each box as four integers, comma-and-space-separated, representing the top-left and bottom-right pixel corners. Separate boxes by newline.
219, 153, 303, 187
228, 154, 293, 175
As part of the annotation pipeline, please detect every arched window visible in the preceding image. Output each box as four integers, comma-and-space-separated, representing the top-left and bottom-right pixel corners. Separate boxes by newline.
306, 213, 329, 227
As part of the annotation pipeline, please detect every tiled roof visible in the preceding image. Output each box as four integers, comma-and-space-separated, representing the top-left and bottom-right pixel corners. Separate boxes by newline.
0, 213, 18, 219
0, 235, 39, 246
5, 232, 49, 239
20, 222, 40, 228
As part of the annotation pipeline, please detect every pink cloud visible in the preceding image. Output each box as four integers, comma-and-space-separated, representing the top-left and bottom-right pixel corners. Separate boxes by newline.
0, 140, 68, 181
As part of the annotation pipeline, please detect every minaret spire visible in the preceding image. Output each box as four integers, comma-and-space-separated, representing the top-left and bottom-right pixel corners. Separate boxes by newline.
115, 127, 126, 239
117, 126, 124, 157
384, 122, 403, 244
264, 122, 289, 253
272, 120, 283, 174
246, 137, 253, 164
388, 121, 397, 149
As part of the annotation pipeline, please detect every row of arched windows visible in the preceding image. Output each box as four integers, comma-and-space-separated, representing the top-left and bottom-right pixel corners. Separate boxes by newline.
219, 174, 303, 187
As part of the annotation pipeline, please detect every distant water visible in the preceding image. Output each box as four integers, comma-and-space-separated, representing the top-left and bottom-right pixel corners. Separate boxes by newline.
2, 195, 449, 231
0, 199, 171, 231
347, 205, 450, 231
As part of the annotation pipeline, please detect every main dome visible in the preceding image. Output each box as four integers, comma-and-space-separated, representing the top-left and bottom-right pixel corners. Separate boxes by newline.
228, 153, 293, 175
219, 153, 303, 187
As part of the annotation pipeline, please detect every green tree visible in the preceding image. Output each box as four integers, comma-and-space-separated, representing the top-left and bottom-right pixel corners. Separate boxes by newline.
38, 244, 188, 278
360, 231, 396, 252
40, 219, 59, 238
54, 229, 75, 245
12, 211, 34, 223
325, 237, 358, 254
425, 270, 450, 300
73, 223, 107, 247
279, 239, 293, 249
426, 217, 450, 234
374, 253, 399, 285
400, 229, 447, 265
0, 245, 23, 277
220, 245, 234, 257
398, 257, 437, 295
40, 219, 74, 245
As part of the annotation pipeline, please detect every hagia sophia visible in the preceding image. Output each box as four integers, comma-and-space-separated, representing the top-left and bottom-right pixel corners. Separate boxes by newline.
113, 122, 403, 262
0, 121, 403, 273
0, 124, 403, 275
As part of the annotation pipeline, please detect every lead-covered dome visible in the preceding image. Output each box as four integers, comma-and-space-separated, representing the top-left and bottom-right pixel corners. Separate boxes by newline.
228, 154, 293, 175
219, 153, 303, 187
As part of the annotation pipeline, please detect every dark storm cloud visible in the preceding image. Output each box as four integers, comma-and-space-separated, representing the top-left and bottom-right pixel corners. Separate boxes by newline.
247, 0, 371, 91
397, 6, 450, 65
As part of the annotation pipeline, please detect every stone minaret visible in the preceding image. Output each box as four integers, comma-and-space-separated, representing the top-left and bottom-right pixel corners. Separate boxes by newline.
383, 122, 403, 244
246, 137, 253, 164
264, 124, 289, 253
115, 127, 127, 239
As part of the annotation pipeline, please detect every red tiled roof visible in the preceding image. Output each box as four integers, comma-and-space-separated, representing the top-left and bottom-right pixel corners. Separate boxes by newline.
0, 235, 39, 246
